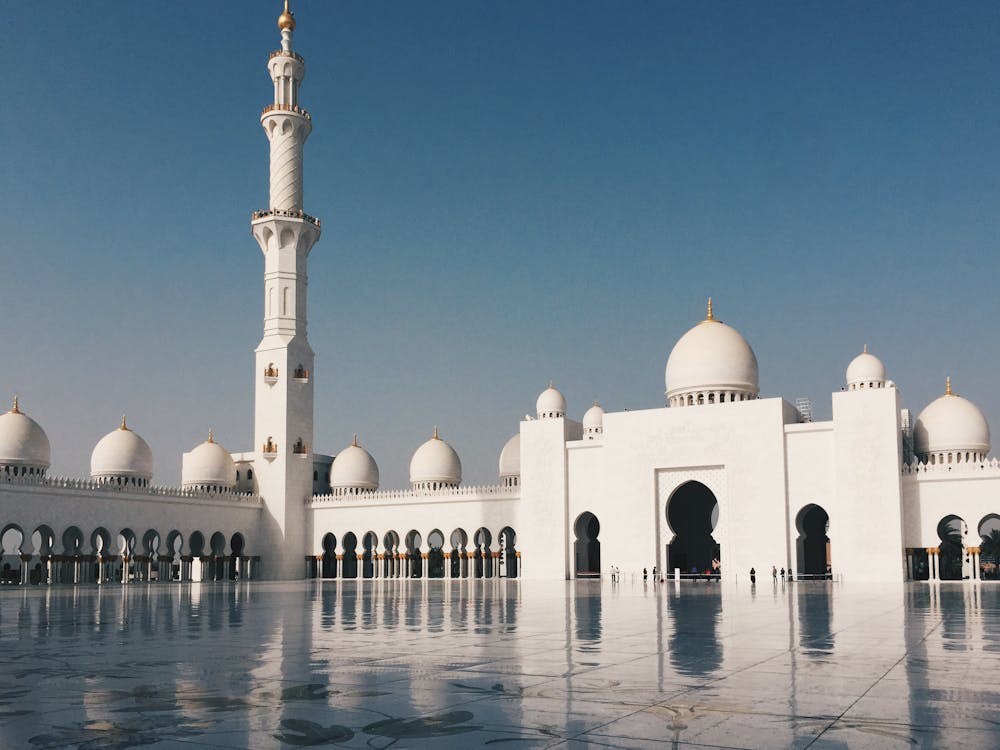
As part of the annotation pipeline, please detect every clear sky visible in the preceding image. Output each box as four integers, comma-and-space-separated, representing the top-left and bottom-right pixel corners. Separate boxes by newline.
3, 1, 999, 488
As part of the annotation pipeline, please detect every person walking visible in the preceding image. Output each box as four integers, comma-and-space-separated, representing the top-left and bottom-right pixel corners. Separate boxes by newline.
643, 567, 648, 582
772, 565, 777, 582
750, 567, 756, 584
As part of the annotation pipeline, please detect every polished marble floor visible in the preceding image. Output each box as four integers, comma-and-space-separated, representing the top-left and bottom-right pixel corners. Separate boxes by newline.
0, 578, 998, 749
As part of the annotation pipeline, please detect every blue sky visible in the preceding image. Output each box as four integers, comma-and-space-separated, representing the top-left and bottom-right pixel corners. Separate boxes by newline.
2, 1, 999, 487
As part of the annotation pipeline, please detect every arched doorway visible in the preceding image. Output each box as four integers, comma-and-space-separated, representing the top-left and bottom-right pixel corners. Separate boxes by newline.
230, 533, 245, 580
499, 527, 517, 578
321, 533, 337, 578
362, 531, 377, 579
666, 482, 719, 576
937, 515, 967, 580
342, 532, 358, 579
449, 529, 468, 578
427, 529, 445, 578
474, 528, 493, 578
573, 512, 600, 578
796, 504, 831, 579
382, 531, 399, 578
405, 530, 422, 578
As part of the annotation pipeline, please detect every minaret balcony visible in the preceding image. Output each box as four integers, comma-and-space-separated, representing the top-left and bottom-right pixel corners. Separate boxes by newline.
261, 103, 311, 120
251, 208, 321, 228
269, 49, 304, 64
262, 438, 278, 460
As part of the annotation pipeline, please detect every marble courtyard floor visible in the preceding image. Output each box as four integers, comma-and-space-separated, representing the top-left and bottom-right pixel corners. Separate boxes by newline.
0, 579, 997, 749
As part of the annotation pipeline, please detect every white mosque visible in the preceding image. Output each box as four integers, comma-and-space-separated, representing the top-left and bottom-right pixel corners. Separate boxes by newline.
1, 3, 997, 587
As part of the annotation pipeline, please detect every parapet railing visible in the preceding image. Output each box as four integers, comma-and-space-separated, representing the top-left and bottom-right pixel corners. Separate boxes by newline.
269, 49, 304, 63
251, 208, 321, 227
902, 457, 1000, 476
261, 103, 311, 120
0, 474, 262, 504
310, 483, 519, 506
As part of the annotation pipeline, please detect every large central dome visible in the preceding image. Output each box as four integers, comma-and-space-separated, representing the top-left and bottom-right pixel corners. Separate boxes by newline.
665, 299, 759, 406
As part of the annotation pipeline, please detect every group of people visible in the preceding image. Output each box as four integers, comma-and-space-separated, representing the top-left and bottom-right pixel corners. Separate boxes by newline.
749, 565, 788, 584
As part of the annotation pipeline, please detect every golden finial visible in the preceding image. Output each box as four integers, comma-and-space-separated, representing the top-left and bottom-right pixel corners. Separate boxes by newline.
352, 433, 358, 447
120, 414, 128, 431
863, 344, 869, 354
433, 425, 439, 440
593, 399, 600, 407
548, 379, 554, 389
207, 428, 215, 444
277, 0, 296, 31
945, 376, 953, 396
10, 395, 19, 414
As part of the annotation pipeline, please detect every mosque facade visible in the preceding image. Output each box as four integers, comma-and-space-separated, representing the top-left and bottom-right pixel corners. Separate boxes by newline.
1, 5, 998, 587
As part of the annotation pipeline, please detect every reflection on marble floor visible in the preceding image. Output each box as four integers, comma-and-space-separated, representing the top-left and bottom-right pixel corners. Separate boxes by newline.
0, 580, 998, 749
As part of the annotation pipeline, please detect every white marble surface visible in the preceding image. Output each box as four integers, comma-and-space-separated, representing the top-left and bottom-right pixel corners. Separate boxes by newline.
0, 579, 997, 749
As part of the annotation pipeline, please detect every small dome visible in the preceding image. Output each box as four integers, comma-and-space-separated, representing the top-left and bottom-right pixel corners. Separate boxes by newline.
846, 345, 886, 390
583, 401, 605, 436
277, 0, 296, 31
499, 433, 520, 478
0, 397, 51, 473
331, 435, 379, 491
91, 416, 153, 484
410, 427, 461, 488
665, 299, 759, 406
914, 378, 990, 461
536, 382, 567, 419
182, 431, 236, 489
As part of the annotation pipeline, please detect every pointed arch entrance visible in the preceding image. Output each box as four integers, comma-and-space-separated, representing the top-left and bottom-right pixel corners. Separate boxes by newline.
937, 515, 967, 580
573, 512, 601, 578
665, 481, 719, 575
796, 504, 831, 579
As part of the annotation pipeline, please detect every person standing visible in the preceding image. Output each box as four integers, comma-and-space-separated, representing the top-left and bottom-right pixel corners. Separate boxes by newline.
780, 567, 786, 581
750, 567, 756, 584
643, 567, 648, 581
772, 565, 777, 582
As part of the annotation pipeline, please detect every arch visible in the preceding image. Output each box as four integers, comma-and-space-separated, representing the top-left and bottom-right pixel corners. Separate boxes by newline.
0, 525, 24, 584
361, 531, 378, 579
230, 532, 245, 556
189, 530, 206, 557
427, 529, 445, 579
90, 527, 112, 557
979, 514, 1000, 580
142, 529, 161, 557
449, 528, 468, 578
665, 481, 719, 576
405, 530, 423, 578
321, 532, 337, 579
498, 526, 518, 578
342, 532, 358, 579
166, 530, 184, 558
474, 527, 493, 578
795, 504, 831, 579
31, 525, 55, 556
382, 531, 400, 578
209, 531, 226, 556
279, 227, 295, 248
0, 524, 25, 556
937, 515, 967, 580
62, 526, 84, 556
573, 512, 601, 578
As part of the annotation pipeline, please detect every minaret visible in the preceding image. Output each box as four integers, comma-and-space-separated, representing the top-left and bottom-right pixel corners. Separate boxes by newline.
251, 1, 320, 580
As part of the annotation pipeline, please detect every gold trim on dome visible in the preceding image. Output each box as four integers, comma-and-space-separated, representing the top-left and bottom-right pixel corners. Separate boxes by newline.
863, 343, 869, 354
120, 414, 128, 431
945, 376, 953, 396
9, 395, 19, 414
207, 428, 215, 444
703, 297, 721, 323
433, 425, 439, 440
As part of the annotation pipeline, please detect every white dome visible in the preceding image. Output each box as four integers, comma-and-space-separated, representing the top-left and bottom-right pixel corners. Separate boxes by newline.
665, 299, 759, 406
182, 431, 236, 489
536, 382, 566, 418
0, 398, 51, 472
583, 401, 605, 436
914, 379, 990, 460
331, 436, 379, 490
410, 428, 461, 487
91, 417, 153, 483
846, 345, 886, 389
499, 433, 520, 478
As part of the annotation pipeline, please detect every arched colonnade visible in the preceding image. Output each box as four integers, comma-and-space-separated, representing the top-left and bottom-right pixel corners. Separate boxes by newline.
309, 526, 519, 580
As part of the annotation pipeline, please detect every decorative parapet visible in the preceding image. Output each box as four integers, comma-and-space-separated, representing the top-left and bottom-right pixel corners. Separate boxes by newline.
309, 483, 519, 506
251, 208, 321, 228
261, 103, 312, 120
269, 49, 304, 63
0, 474, 262, 505
902, 456, 1000, 479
